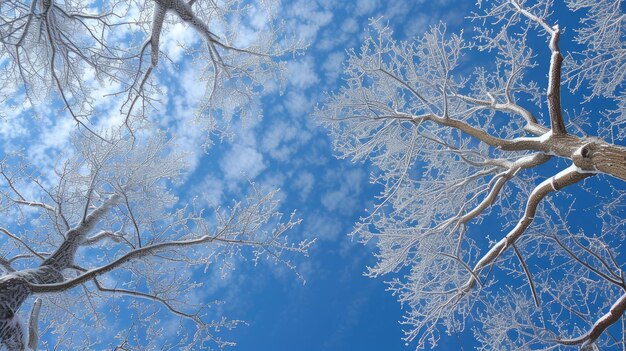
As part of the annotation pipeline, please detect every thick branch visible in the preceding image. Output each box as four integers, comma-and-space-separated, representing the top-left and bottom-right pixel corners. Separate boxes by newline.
554, 293, 626, 348
80, 230, 125, 246
28, 234, 263, 293
579, 142, 626, 180
149, 4, 166, 67
508, 0, 566, 134
462, 165, 592, 291
27, 298, 42, 351
459, 153, 551, 224
11, 199, 56, 213
0, 256, 15, 273
512, 244, 540, 308
546, 26, 566, 135
509, 0, 554, 34
417, 113, 544, 151
43, 192, 122, 270
408, 113, 626, 181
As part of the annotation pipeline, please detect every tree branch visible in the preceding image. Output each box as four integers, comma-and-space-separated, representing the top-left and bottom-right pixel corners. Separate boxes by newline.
0, 256, 15, 273
449, 93, 548, 136
553, 293, 626, 348
93, 278, 203, 325
0, 227, 45, 260
29, 234, 270, 293
462, 165, 592, 292
27, 298, 42, 351
458, 153, 551, 225
80, 230, 126, 246
43, 192, 123, 270
546, 26, 566, 135
508, 0, 566, 134
413, 113, 626, 182
512, 244, 540, 308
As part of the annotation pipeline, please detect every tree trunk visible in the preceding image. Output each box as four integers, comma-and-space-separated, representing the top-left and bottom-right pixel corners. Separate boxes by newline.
0, 266, 63, 350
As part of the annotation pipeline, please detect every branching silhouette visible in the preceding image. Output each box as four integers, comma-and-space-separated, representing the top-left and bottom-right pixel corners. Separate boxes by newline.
0, 132, 311, 349
319, 1, 626, 349
0, 0, 299, 139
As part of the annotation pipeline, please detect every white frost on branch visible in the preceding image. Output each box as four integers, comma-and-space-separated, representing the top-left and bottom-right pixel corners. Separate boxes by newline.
319, 1, 626, 349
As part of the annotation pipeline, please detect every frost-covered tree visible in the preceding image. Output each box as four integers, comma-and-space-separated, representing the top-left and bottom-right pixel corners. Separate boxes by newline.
319, 0, 626, 349
0, 0, 311, 349
0, 0, 309, 349
0, 0, 298, 136
0, 131, 310, 350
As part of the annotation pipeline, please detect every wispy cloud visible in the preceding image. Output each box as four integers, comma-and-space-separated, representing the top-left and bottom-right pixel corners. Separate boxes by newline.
220, 144, 267, 180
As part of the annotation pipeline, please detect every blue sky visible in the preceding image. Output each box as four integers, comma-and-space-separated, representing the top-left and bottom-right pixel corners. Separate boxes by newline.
1, 0, 624, 350
162, 2, 476, 349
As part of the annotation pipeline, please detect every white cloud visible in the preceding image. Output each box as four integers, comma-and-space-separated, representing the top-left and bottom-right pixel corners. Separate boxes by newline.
320, 168, 364, 215
321, 188, 357, 213
322, 51, 346, 81
194, 175, 225, 207
293, 171, 315, 202
180, 63, 207, 104
0, 106, 29, 144
355, 0, 379, 16
284, 91, 313, 117
259, 172, 287, 193
304, 212, 341, 241
384, 2, 416, 22
261, 120, 306, 161
403, 14, 431, 38
160, 60, 210, 174
161, 22, 199, 63
26, 115, 75, 168
220, 144, 266, 180
341, 18, 360, 34
286, 58, 320, 89
286, 0, 333, 43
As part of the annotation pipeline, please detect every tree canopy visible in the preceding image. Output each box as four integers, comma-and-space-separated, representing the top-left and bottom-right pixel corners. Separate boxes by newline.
0, 0, 310, 349
319, 0, 626, 349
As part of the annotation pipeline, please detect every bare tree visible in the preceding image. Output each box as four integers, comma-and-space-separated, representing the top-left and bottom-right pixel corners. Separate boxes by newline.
0, 0, 299, 137
0, 0, 309, 349
0, 131, 311, 350
319, 1, 626, 349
